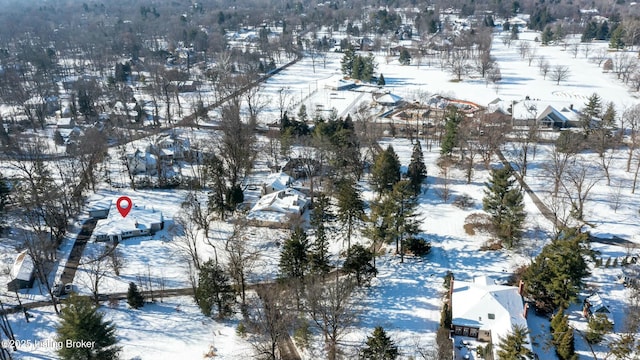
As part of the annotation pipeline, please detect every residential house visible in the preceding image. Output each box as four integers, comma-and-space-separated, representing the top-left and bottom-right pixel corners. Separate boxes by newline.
261, 172, 294, 195
155, 134, 190, 163
488, 99, 580, 128
7, 250, 35, 291
126, 149, 158, 175
88, 199, 112, 219
583, 292, 614, 325
93, 202, 164, 242
247, 188, 310, 226
451, 276, 531, 358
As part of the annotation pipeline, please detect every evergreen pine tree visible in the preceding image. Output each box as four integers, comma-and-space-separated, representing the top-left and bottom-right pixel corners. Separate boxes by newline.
280, 112, 291, 132
581, 21, 598, 42
496, 325, 535, 360
361, 53, 376, 82
609, 25, 625, 49
360, 326, 399, 360
366, 194, 396, 269
343, 244, 377, 286
127, 282, 144, 309
601, 101, 616, 127
279, 227, 310, 280
336, 178, 365, 254
341, 47, 356, 76
399, 48, 411, 65
407, 140, 427, 195
371, 145, 401, 195
56, 295, 120, 360
511, 25, 520, 40
297, 104, 308, 123
551, 309, 577, 360
196, 259, 235, 318
389, 180, 420, 262
441, 107, 462, 156
586, 313, 614, 344
522, 227, 591, 313
352, 55, 363, 80
482, 165, 525, 248
542, 26, 554, 45
310, 194, 332, 274
581, 93, 602, 133
597, 21, 610, 40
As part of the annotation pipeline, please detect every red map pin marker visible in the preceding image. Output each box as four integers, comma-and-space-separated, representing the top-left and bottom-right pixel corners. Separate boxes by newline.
116, 196, 132, 218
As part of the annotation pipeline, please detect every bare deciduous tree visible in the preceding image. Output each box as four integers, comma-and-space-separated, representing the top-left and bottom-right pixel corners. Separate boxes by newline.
537, 57, 551, 80
250, 283, 294, 360
436, 157, 453, 202
543, 143, 575, 197
561, 158, 601, 221
305, 276, 359, 360
81, 246, 112, 305
623, 105, 640, 172
172, 215, 203, 271
218, 97, 257, 187
225, 219, 259, 306
551, 65, 570, 85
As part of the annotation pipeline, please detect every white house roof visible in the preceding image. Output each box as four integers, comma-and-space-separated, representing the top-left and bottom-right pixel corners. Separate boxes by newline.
247, 188, 309, 223
586, 292, 612, 315
11, 250, 34, 282
491, 99, 581, 123
90, 199, 112, 211
375, 92, 403, 105
56, 117, 73, 127
93, 201, 164, 239
539, 105, 581, 123
264, 172, 293, 192
452, 276, 530, 353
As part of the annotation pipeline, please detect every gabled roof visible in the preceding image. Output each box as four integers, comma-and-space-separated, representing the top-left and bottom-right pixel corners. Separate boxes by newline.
264, 172, 293, 192
93, 202, 164, 239
585, 292, 611, 314
374, 92, 403, 106
537, 105, 580, 125
452, 276, 529, 351
247, 188, 309, 223
11, 250, 34, 282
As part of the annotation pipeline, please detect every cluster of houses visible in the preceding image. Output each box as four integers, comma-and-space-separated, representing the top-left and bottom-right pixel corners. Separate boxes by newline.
126, 134, 191, 175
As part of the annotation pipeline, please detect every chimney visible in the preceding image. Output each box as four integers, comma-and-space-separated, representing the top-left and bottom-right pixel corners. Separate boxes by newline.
523, 303, 529, 318
518, 280, 524, 296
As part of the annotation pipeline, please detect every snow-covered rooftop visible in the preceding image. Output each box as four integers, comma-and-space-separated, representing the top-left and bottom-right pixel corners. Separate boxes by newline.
263, 172, 293, 193
247, 188, 309, 224
452, 276, 530, 354
93, 201, 164, 239
11, 250, 34, 282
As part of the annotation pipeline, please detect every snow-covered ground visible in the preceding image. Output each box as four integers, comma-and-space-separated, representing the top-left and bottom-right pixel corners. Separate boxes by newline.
4, 26, 640, 360
8, 297, 253, 360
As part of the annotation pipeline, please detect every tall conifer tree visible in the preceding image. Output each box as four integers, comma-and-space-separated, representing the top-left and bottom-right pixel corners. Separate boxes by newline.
483, 165, 525, 248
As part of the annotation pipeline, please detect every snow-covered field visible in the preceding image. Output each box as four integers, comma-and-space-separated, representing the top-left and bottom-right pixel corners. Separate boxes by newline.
4, 26, 640, 360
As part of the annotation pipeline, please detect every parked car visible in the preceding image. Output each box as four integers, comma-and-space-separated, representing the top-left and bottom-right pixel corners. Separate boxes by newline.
52, 283, 75, 297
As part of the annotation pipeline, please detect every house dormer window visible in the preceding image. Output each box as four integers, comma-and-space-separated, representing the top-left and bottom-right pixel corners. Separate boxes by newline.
488, 313, 495, 320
